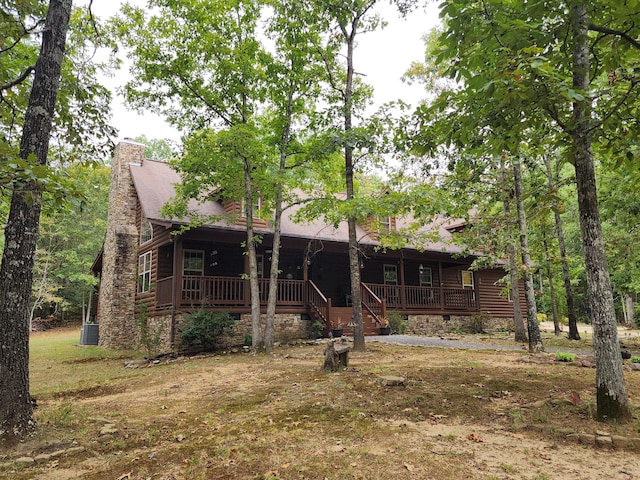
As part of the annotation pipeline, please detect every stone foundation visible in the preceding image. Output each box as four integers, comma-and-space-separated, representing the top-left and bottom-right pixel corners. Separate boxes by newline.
406, 313, 513, 336
156, 312, 314, 352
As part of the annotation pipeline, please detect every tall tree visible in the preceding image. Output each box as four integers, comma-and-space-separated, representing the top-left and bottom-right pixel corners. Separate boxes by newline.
0, 0, 73, 444
117, 0, 333, 353
500, 164, 527, 343
421, 0, 638, 420
319, 0, 382, 352
116, 0, 269, 350
542, 153, 580, 339
512, 157, 543, 352
570, 3, 629, 419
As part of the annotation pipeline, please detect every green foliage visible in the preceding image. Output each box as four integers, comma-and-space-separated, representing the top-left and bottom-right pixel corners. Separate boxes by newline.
179, 310, 236, 352
468, 313, 490, 334
133, 135, 178, 161
555, 352, 575, 362
135, 303, 165, 359
630, 356, 640, 364
32, 163, 110, 321
311, 321, 324, 339
386, 310, 406, 334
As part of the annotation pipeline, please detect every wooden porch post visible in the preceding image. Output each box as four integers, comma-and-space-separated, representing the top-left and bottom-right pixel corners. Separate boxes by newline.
399, 253, 406, 310
438, 261, 445, 311
171, 235, 183, 345
244, 251, 250, 307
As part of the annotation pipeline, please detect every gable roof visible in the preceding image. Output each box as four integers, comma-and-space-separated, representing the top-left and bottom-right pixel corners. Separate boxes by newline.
130, 158, 466, 255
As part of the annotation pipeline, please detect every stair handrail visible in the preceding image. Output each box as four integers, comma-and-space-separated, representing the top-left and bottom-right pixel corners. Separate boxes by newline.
361, 282, 386, 327
307, 280, 332, 328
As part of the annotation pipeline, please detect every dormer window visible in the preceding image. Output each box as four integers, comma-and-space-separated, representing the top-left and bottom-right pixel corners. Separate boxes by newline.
140, 214, 153, 244
241, 197, 261, 218
380, 216, 390, 232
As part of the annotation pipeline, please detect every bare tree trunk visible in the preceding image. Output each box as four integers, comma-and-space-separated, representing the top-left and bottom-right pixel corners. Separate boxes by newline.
264, 100, 293, 354
543, 154, 580, 340
0, 0, 73, 445
244, 164, 263, 352
501, 163, 527, 343
341, 19, 365, 351
543, 234, 562, 335
622, 293, 634, 327
571, 4, 629, 421
512, 157, 543, 353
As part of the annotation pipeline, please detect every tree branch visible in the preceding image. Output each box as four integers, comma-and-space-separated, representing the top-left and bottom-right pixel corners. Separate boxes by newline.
0, 66, 35, 92
588, 24, 640, 51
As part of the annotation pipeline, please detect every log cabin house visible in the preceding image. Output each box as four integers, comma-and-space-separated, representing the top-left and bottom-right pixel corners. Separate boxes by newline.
92, 139, 524, 349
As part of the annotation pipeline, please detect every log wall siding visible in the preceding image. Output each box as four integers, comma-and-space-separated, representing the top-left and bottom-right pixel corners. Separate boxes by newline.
135, 204, 174, 315
222, 199, 268, 229
476, 268, 526, 318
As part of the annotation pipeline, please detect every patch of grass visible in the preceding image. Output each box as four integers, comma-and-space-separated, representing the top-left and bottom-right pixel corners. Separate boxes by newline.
631, 355, 640, 363
500, 463, 518, 473
7, 328, 639, 480
555, 352, 575, 362
30, 327, 142, 398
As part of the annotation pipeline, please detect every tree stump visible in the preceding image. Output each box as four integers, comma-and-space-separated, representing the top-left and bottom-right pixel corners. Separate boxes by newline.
323, 340, 350, 372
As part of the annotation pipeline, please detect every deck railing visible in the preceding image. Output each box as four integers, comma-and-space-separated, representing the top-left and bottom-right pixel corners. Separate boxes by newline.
366, 283, 478, 311
155, 275, 306, 308
258, 278, 305, 306
155, 275, 478, 313
156, 276, 173, 307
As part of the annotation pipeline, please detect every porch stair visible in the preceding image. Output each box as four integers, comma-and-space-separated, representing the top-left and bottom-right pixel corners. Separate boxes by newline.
330, 307, 380, 336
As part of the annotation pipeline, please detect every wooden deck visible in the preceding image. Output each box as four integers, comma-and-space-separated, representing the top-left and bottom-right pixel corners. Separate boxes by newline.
154, 276, 479, 336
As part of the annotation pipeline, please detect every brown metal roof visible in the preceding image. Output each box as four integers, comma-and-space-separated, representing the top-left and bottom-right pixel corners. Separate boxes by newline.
129, 159, 464, 254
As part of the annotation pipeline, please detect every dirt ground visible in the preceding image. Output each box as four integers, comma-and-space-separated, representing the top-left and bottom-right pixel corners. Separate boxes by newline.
3, 327, 640, 480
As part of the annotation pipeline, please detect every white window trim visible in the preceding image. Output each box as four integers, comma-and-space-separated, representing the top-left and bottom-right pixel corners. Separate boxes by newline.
462, 270, 474, 289
140, 214, 153, 244
384, 264, 398, 286
183, 249, 205, 276
138, 251, 152, 293
379, 215, 392, 233
241, 197, 262, 218
419, 265, 433, 287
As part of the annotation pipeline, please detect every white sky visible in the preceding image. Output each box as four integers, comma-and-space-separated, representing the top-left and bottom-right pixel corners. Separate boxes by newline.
85, 1, 441, 143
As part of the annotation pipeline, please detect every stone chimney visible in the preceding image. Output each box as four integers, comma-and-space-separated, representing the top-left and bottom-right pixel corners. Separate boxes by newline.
97, 139, 146, 349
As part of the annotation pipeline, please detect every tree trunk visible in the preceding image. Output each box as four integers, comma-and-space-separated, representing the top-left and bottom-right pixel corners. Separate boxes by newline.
501, 163, 527, 343
622, 293, 634, 327
342, 20, 365, 351
543, 154, 580, 340
244, 164, 263, 352
512, 157, 543, 353
0, 0, 73, 445
263, 198, 281, 353
571, 4, 629, 421
264, 105, 292, 354
543, 234, 562, 335
508, 248, 527, 342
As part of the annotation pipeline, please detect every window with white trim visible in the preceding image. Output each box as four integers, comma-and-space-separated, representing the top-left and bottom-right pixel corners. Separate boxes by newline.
419, 265, 433, 286
138, 251, 152, 293
383, 264, 398, 285
379, 216, 392, 233
241, 197, 261, 218
462, 270, 474, 289
140, 214, 153, 244
183, 250, 204, 276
